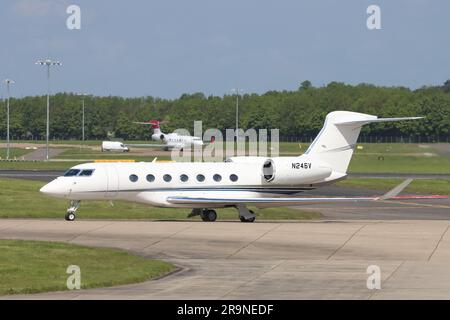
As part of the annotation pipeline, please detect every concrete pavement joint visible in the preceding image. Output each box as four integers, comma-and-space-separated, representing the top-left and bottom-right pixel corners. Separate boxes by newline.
327, 224, 367, 260
141, 224, 194, 251
226, 223, 282, 259
67, 221, 116, 243
428, 225, 450, 261
220, 259, 285, 299
368, 261, 405, 300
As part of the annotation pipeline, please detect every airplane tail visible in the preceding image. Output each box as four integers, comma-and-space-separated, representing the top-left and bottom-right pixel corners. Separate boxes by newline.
304, 111, 422, 173
133, 120, 165, 135
134, 120, 161, 129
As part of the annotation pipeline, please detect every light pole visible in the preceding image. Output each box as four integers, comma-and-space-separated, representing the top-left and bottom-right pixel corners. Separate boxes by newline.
231, 88, 243, 140
76, 93, 88, 141
35, 58, 62, 161
4, 79, 15, 160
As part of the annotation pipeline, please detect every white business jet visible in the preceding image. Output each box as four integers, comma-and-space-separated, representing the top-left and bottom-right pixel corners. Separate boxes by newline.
41, 111, 422, 222
101, 120, 205, 152
130, 120, 206, 151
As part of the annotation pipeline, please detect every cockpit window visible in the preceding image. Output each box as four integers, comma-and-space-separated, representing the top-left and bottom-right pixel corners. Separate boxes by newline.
79, 169, 94, 177
64, 169, 80, 177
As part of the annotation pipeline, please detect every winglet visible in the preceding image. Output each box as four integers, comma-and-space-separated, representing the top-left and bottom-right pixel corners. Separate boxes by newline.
378, 179, 413, 200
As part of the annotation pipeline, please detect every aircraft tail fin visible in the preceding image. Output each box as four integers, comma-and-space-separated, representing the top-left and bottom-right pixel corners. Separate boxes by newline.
133, 120, 161, 129
304, 111, 422, 173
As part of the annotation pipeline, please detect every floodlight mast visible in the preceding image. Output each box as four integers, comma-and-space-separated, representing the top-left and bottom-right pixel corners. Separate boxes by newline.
231, 88, 244, 140
4, 79, 15, 160
35, 59, 62, 161
76, 93, 88, 141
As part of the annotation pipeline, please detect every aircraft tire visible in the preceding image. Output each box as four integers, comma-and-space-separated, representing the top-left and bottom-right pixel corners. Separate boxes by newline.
201, 210, 217, 222
65, 212, 76, 221
207, 210, 217, 222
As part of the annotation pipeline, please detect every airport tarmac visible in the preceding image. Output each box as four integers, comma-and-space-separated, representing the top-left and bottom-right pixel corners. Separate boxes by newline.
2, 218, 450, 299
1, 169, 450, 299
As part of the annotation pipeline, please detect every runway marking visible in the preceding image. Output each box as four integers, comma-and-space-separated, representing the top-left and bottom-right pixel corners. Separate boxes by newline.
428, 225, 450, 261
384, 200, 450, 209
327, 224, 367, 260
226, 224, 282, 259
301, 205, 448, 211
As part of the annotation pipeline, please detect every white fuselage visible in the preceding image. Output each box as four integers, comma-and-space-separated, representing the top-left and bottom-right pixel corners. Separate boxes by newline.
152, 129, 204, 150
40, 156, 343, 208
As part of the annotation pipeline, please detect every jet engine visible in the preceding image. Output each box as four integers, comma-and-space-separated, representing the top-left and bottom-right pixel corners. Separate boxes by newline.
261, 157, 332, 185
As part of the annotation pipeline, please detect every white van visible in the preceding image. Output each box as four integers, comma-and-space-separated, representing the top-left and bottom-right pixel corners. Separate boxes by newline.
101, 141, 130, 152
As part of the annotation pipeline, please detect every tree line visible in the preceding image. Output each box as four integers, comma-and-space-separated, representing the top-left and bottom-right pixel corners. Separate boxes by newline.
1, 81, 450, 141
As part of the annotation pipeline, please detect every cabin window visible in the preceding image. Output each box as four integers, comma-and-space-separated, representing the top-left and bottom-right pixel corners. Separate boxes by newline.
146, 174, 155, 182
64, 169, 80, 177
163, 174, 172, 182
180, 174, 189, 182
213, 174, 222, 182
196, 174, 205, 182
129, 174, 138, 182
230, 174, 238, 182
79, 169, 94, 177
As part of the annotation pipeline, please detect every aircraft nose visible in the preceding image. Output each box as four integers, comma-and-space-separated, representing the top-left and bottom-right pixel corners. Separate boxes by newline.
40, 179, 66, 198
40, 181, 56, 194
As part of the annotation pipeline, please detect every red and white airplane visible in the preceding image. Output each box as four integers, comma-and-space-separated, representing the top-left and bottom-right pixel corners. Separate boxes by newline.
133, 120, 205, 151
101, 120, 205, 152
41, 111, 430, 222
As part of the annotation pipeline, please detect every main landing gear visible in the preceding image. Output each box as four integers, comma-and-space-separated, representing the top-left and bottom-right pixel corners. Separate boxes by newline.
188, 204, 256, 223
201, 209, 217, 222
65, 200, 80, 221
188, 208, 217, 222
236, 204, 256, 223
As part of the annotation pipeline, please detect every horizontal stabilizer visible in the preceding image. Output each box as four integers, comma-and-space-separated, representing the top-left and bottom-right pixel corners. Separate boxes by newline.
335, 117, 423, 126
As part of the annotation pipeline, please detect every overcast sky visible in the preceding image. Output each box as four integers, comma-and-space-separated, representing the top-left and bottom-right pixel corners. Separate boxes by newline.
0, 0, 449, 98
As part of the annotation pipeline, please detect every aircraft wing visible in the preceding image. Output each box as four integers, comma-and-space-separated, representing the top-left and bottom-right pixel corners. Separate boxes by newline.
166, 179, 444, 207
125, 144, 167, 148
167, 196, 378, 207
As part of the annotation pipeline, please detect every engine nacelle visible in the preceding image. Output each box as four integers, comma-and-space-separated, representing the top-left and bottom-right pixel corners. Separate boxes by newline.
261, 157, 332, 185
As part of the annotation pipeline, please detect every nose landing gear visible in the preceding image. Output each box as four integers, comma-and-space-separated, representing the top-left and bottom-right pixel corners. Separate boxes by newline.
65, 200, 80, 221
